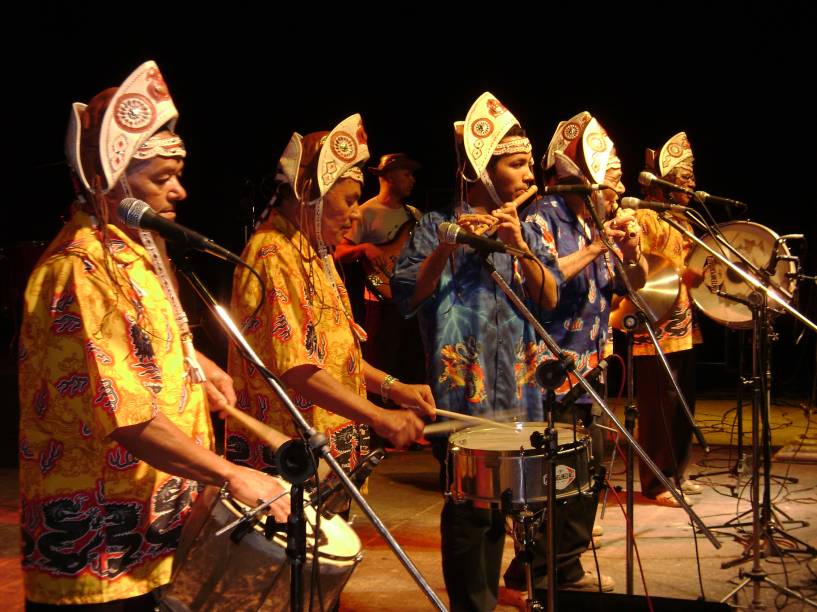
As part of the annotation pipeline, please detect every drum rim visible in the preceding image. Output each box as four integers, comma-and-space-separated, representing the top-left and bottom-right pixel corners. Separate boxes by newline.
448, 421, 588, 454
222, 490, 362, 562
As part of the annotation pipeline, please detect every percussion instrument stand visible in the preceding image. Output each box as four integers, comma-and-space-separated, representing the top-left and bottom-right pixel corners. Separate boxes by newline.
653, 215, 817, 609
477, 252, 721, 546
174, 256, 447, 612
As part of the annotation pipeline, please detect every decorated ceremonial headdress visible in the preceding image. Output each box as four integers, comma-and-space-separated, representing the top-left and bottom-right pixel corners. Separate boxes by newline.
645, 132, 694, 178
275, 114, 369, 266
277, 113, 368, 204
457, 92, 531, 206
65, 60, 185, 195
543, 111, 620, 190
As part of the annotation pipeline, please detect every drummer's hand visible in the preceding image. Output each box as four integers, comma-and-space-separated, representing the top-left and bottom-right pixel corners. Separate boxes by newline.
390, 382, 436, 419
372, 408, 426, 448
227, 464, 290, 523
196, 351, 236, 419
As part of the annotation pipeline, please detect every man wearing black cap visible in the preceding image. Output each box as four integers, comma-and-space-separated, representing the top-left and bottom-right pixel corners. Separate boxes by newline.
335, 153, 425, 386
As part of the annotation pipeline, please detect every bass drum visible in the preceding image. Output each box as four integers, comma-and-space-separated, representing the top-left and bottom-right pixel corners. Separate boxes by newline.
162, 485, 361, 612
687, 221, 797, 329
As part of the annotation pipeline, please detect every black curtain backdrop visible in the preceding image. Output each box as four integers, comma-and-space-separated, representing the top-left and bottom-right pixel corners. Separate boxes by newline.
5, 3, 817, 398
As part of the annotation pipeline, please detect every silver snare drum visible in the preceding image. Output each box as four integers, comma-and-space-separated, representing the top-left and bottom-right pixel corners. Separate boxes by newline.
162, 484, 361, 612
447, 422, 592, 509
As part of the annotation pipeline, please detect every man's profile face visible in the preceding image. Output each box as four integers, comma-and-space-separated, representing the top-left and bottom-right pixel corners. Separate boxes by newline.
668, 168, 696, 206
107, 131, 187, 237
386, 168, 416, 199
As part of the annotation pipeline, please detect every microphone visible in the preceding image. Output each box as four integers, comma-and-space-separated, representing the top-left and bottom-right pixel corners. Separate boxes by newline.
620, 197, 690, 213
694, 191, 748, 209
561, 359, 608, 408
118, 198, 243, 264
438, 222, 534, 259
540, 183, 608, 195
313, 448, 386, 517
638, 171, 695, 196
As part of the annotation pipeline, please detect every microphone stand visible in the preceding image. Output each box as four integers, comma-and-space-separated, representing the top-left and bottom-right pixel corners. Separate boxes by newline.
582, 199, 711, 596
653, 214, 817, 610
173, 253, 447, 612
476, 248, 721, 604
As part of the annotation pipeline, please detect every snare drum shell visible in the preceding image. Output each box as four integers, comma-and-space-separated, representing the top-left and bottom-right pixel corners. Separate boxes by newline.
447, 423, 592, 508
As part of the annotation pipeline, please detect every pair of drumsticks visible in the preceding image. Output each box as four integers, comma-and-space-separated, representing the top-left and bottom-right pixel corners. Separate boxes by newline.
221, 403, 516, 458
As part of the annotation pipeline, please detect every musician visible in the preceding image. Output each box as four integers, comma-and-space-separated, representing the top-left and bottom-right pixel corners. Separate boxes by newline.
18, 61, 289, 610
334, 153, 424, 386
510, 111, 646, 593
392, 92, 560, 611
634, 132, 703, 506
226, 117, 434, 481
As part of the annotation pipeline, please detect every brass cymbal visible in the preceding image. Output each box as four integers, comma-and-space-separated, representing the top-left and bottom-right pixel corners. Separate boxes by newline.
610, 253, 680, 331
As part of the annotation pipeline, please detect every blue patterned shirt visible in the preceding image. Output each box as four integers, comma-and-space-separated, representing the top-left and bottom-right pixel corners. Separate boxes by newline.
523, 195, 625, 400
392, 206, 561, 423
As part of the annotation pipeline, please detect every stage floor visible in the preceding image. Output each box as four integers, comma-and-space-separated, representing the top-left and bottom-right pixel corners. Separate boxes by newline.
2, 396, 816, 611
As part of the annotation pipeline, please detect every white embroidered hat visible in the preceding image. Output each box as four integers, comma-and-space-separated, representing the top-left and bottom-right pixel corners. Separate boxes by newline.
544, 111, 616, 185
278, 113, 369, 204
65, 60, 182, 194
657, 132, 694, 177
461, 92, 530, 205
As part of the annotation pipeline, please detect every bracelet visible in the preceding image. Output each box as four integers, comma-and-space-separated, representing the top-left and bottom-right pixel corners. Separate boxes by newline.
381, 374, 398, 402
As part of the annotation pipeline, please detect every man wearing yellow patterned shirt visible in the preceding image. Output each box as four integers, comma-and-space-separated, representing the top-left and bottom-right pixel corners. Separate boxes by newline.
18, 61, 288, 610
226, 117, 434, 478
634, 132, 704, 506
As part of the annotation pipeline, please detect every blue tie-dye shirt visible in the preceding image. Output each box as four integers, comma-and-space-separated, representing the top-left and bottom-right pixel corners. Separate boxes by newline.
392, 205, 561, 423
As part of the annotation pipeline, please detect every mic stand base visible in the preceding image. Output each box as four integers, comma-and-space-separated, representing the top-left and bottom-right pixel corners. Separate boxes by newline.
716, 291, 816, 609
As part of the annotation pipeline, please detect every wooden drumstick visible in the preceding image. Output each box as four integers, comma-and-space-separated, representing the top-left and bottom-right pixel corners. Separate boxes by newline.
220, 404, 330, 480
434, 408, 518, 430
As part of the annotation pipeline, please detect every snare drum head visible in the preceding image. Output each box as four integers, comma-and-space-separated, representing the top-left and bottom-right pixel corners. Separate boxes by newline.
688, 221, 796, 328
448, 422, 587, 453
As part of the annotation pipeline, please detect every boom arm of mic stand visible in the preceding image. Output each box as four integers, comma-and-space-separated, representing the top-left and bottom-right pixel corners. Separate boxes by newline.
173, 257, 448, 612
477, 254, 721, 549
584, 203, 709, 453
658, 214, 817, 335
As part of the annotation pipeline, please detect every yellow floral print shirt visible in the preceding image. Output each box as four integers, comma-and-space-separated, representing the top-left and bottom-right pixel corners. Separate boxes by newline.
633, 209, 702, 355
226, 210, 369, 474
18, 211, 212, 604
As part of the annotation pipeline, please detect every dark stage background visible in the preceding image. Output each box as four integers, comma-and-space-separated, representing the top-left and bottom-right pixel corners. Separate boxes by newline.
2, 5, 816, 464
